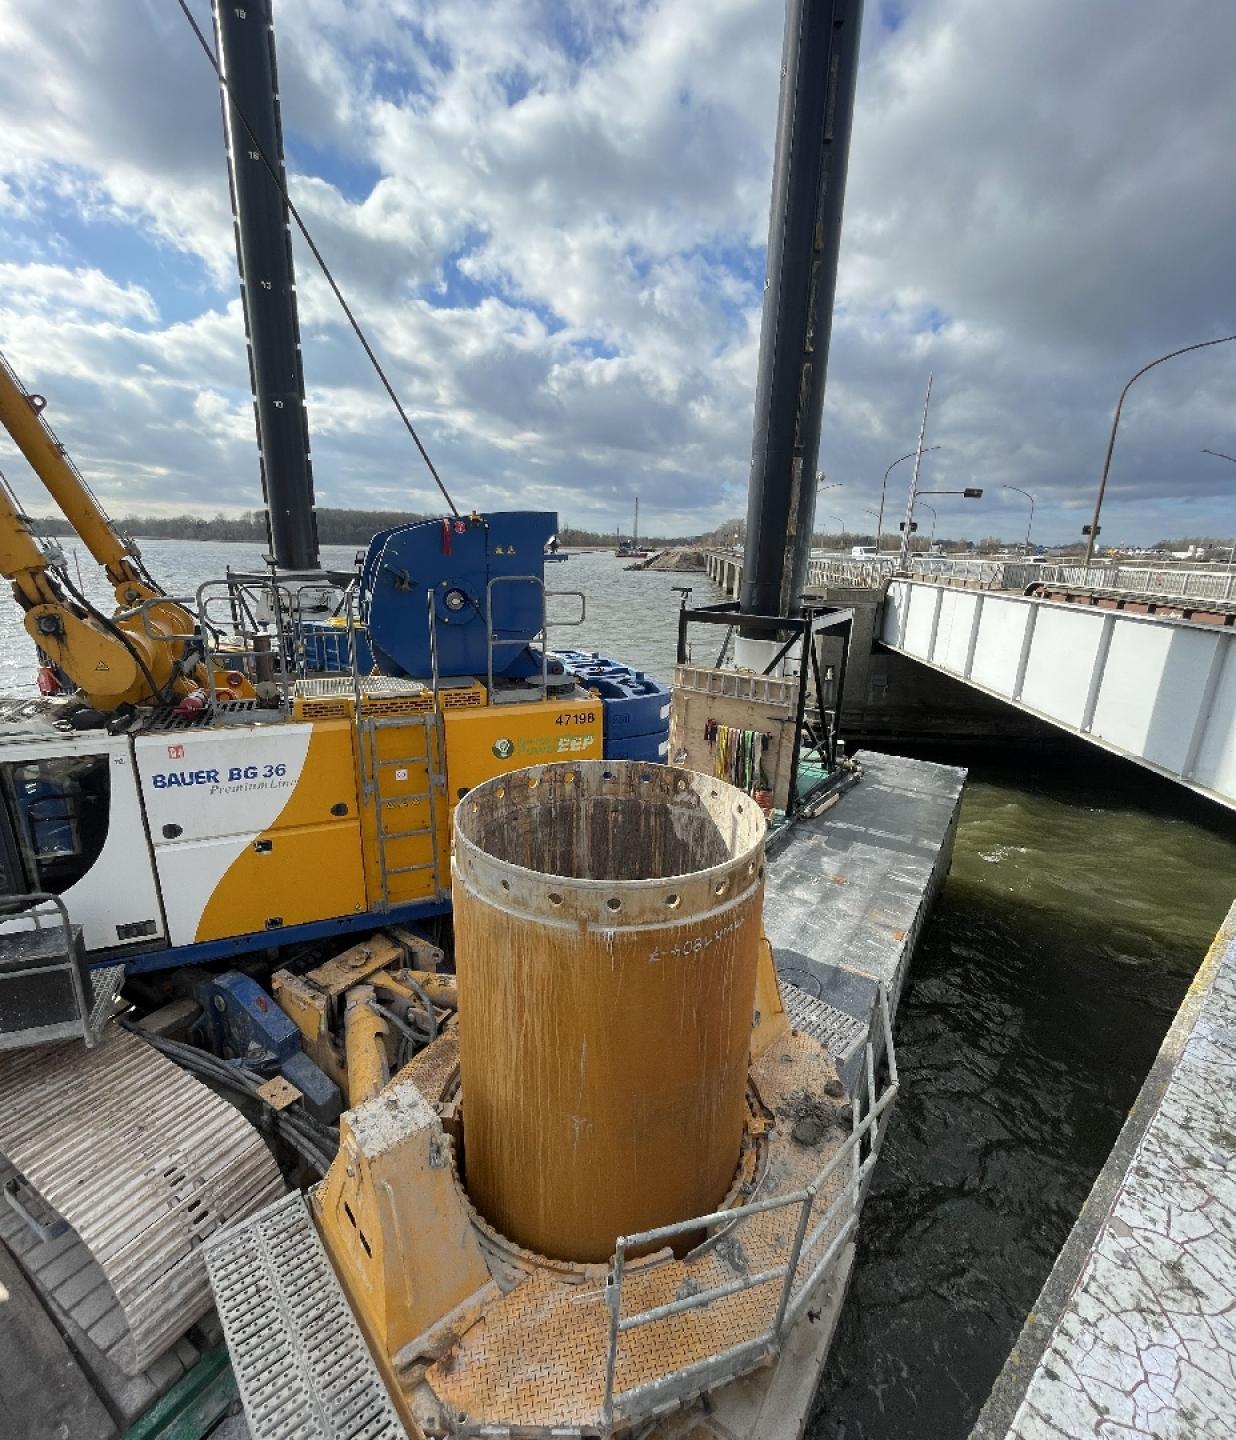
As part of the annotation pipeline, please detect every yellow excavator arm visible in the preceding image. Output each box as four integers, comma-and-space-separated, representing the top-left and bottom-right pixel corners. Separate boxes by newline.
0, 471, 175, 706
0, 349, 193, 620
0, 348, 215, 709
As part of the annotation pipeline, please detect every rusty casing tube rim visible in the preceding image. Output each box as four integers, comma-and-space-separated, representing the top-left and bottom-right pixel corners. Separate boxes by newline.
453, 761, 767, 928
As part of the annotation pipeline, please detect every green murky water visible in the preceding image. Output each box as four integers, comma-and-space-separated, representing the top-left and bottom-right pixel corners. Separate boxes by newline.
810, 745, 1236, 1440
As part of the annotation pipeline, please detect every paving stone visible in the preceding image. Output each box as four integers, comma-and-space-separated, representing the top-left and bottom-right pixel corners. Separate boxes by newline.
72, 1281, 119, 1331
23, 1227, 82, 1274
55, 1260, 108, 1309
0, 1242, 115, 1440
86, 1303, 128, 1355
173, 1335, 201, 1368
143, 1348, 187, 1393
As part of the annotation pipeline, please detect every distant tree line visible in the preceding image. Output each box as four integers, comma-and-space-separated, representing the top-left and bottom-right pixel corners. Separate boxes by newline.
27, 503, 1228, 557
27, 507, 431, 547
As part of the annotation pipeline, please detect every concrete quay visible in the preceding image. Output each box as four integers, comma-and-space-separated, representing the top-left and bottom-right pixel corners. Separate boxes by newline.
972, 896, 1236, 1440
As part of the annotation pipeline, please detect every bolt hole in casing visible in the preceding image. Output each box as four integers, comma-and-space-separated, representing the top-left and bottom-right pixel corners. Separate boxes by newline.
452, 759, 766, 1264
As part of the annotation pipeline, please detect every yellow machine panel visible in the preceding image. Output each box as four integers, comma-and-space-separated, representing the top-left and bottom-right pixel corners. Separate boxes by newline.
170, 819, 368, 944
442, 695, 603, 806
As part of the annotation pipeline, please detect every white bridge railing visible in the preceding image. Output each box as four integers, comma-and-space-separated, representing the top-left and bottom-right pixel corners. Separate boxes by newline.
796, 554, 1236, 604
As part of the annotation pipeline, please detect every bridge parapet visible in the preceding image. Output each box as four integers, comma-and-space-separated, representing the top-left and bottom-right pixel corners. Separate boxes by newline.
881, 578, 1236, 809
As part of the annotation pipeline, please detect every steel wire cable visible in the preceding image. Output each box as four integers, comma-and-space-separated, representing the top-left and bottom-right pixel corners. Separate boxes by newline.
173, 0, 459, 516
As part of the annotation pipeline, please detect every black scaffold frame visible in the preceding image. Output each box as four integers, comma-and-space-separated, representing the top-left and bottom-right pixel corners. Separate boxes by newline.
674, 601, 854, 818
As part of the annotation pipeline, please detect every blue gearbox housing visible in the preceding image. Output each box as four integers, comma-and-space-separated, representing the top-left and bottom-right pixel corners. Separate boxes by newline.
360, 512, 557, 681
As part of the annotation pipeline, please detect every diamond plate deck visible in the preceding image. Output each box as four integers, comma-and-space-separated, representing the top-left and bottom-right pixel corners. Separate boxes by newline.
205, 1189, 406, 1440
427, 1032, 855, 1433
0, 1022, 284, 1372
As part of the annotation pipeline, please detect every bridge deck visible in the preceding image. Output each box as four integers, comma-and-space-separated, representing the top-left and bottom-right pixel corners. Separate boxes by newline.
879, 579, 1236, 809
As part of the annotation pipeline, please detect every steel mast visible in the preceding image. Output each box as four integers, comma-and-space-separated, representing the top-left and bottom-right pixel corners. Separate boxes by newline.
213, 0, 319, 572
739, 0, 864, 621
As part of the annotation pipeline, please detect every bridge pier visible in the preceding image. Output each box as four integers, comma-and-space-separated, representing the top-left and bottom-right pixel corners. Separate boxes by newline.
704, 551, 743, 599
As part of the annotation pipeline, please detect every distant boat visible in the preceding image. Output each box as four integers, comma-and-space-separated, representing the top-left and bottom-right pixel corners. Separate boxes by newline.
615, 496, 649, 557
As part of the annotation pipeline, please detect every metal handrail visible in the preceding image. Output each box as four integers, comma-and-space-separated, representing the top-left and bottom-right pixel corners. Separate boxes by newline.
600, 983, 898, 1431
0, 892, 92, 1048
483, 575, 587, 697
802, 552, 1236, 605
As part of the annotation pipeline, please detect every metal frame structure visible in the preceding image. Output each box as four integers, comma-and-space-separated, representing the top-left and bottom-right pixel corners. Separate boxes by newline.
675, 600, 853, 815
0, 892, 92, 1050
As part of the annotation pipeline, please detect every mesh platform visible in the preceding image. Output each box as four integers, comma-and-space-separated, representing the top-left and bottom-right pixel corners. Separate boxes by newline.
780, 980, 867, 1059
205, 1190, 406, 1440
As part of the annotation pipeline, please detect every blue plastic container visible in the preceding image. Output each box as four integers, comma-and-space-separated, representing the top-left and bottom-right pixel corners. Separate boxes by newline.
300, 622, 375, 675
556, 649, 671, 761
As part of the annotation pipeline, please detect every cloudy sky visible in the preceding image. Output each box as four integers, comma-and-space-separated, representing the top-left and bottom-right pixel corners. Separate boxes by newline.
0, 0, 1231, 546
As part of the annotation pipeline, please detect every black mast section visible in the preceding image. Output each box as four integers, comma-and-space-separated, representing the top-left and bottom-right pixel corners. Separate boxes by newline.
214, 0, 319, 571
740, 0, 864, 619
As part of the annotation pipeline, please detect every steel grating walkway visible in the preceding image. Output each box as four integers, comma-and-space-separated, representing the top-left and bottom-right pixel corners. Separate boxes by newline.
780, 980, 867, 1058
205, 1189, 406, 1440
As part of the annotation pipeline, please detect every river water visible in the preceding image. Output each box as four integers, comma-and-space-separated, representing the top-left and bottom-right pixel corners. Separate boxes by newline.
6, 539, 1235, 1437
0, 540, 714, 692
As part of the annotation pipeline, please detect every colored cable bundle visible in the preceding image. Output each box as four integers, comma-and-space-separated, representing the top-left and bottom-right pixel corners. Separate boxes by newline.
706, 720, 769, 794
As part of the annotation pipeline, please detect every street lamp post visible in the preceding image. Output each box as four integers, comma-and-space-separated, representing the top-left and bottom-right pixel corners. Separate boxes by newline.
1201, 449, 1236, 571
1002, 484, 1036, 554
917, 501, 937, 550
899, 489, 983, 566
1084, 333, 1236, 567
877, 447, 939, 553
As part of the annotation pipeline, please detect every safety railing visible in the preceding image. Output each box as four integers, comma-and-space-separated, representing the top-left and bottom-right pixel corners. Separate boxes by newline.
805, 557, 898, 589
1004, 562, 1236, 602
484, 575, 586, 698
802, 554, 1236, 605
599, 983, 898, 1433
127, 572, 372, 721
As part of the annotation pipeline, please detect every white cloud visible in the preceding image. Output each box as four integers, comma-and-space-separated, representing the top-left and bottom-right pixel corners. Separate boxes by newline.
0, 263, 158, 322
0, 0, 1231, 546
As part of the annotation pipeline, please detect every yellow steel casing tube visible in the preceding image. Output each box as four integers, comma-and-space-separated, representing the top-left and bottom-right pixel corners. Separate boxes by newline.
453, 761, 766, 1264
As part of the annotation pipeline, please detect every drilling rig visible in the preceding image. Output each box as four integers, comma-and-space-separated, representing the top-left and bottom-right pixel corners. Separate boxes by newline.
0, 4, 884, 1439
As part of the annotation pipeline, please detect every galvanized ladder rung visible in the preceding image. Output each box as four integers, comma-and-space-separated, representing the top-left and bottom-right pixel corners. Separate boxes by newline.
358, 713, 446, 910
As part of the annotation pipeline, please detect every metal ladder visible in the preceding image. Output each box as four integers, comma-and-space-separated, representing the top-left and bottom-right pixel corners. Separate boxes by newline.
358, 712, 446, 910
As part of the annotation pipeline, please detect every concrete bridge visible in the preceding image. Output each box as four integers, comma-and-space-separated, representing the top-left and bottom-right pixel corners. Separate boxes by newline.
701, 551, 1236, 810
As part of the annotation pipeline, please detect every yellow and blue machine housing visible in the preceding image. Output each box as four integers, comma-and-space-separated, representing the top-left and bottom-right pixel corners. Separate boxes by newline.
0, 511, 615, 982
